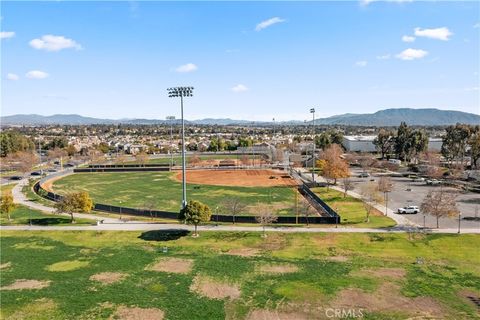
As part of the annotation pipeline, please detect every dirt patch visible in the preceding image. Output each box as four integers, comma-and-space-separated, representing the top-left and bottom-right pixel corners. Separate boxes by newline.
246, 309, 310, 320
0, 262, 12, 270
225, 248, 260, 257
1, 279, 51, 290
175, 169, 298, 187
41, 175, 65, 192
146, 257, 193, 274
458, 289, 480, 312
90, 272, 127, 285
258, 264, 299, 274
111, 306, 164, 320
260, 234, 287, 251
352, 267, 406, 279
332, 282, 444, 317
7, 298, 57, 319
190, 275, 241, 300
326, 256, 349, 262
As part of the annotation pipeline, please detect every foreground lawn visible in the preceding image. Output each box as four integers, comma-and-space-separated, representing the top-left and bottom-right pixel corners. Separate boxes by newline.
312, 187, 396, 228
51, 172, 298, 216
1, 231, 479, 319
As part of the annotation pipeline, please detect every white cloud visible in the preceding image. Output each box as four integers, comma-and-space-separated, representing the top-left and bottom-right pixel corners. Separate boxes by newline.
255, 17, 285, 31
396, 48, 428, 60
26, 70, 49, 79
231, 84, 248, 93
355, 61, 368, 67
464, 87, 479, 91
6, 73, 19, 81
0, 31, 15, 39
402, 35, 415, 42
29, 35, 82, 51
473, 22, 480, 28
414, 27, 453, 41
376, 54, 391, 60
175, 63, 198, 73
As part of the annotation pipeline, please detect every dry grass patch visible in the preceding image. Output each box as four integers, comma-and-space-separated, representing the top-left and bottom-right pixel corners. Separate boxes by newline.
190, 275, 241, 300
246, 309, 310, 320
111, 306, 164, 320
1, 279, 51, 290
352, 267, 406, 279
146, 257, 193, 274
225, 248, 259, 257
7, 298, 57, 320
332, 282, 444, 317
46, 260, 90, 272
0, 261, 12, 270
90, 272, 127, 285
258, 263, 299, 274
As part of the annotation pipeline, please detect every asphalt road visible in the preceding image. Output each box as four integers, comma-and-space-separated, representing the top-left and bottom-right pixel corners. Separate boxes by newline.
350, 167, 480, 229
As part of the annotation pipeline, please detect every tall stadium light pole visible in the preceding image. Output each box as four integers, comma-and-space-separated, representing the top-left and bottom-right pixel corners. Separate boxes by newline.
166, 116, 176, 169
168, 87, 193, 210
310, 108, 316, 185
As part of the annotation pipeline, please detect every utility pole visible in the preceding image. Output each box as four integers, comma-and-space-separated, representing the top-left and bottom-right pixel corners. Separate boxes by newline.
168, 87, 193, 209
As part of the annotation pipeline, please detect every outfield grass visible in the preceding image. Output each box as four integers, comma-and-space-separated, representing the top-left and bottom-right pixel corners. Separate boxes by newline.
312, 187, 396, 228
1, 231, 479, 319
51, 172, 298, 216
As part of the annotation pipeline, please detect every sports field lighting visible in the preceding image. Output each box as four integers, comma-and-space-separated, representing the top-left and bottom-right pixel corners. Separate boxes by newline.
166, 116, 176, 169
310, 108, 316, 185
167, 86, 194, 209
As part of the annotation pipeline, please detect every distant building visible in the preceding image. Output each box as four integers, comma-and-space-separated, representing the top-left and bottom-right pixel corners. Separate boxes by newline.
342, 136, 443, 153
342, 136, 377, 152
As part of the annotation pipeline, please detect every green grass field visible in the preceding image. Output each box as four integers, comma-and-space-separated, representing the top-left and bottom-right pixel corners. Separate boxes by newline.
1, 231, 479, 319
312, 187, 396, 228
52, 172, 298, 216
1, 184, 93, 226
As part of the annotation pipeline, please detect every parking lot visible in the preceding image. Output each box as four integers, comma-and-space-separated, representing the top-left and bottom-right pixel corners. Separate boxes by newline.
350, 167, 480, 229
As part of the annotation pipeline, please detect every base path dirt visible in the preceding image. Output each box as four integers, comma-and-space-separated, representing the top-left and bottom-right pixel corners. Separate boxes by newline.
257, 264, 299, 274
1, 279, 51, 290
175, 169, 298, 187
246, 309, 310, 320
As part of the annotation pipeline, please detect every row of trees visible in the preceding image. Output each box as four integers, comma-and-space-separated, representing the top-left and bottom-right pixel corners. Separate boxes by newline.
373, 122, 428, 162
441, 124, 480, 168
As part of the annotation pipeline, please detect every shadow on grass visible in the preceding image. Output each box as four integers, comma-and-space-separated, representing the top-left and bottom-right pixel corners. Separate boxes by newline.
30, 217, 73, 225
139, 229, 190, 242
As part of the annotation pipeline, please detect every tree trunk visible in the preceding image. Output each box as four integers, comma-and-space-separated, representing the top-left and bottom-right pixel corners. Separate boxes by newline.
194, 223, 198, 237
436, 216, 439, 229
233, 214, 235, 225
70, 212, 75, 223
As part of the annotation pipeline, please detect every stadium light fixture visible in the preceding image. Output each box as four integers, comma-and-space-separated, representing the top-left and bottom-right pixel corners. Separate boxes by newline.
167, 87, 194, 209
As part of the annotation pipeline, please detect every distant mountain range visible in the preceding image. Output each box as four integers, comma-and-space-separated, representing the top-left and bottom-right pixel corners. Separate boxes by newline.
1, 108, 479, 126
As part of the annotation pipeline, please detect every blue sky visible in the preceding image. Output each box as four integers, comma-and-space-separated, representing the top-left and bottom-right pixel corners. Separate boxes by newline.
1, 1, 479, 121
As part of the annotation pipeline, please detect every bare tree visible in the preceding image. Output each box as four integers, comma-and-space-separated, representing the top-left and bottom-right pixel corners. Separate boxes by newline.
189, 154, 201, 166
341, 177, 354, 198
420, 189, 459, 228
360, 182, 382, 223
255, 205, 278, 237
301, 201, 316, 226
135, 152, 149, 167
142, 199, 157, 219
240, 154, 250, 166
6, 151, 38, 174
220, 198, 247, 224
377, 176, 394, 216
115, 153, 128, 167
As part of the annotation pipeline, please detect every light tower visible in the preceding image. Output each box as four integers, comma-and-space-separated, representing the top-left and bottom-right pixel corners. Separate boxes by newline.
168, 87, 194, 209
310, 108, 316, 185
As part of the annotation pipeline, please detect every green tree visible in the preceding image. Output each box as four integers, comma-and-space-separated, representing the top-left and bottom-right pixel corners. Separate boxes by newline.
178, 200, 212, 237
468, 127, 480, 169
408, 130, 428, 164
55, 191, 94, 223
441, 124, 471, 167
394, 122, 411, 161
0, 191, 16, 221
46, 137, 68, 150
373, 129, 395, 159
0, 131, 35, 157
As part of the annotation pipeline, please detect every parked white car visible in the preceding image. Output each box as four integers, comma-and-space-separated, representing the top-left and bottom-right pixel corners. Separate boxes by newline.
397, 206, 419, 214
426, 179, 441, 185
412, 177, 425, 182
